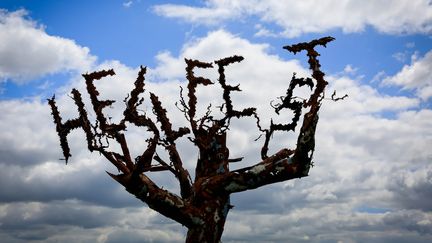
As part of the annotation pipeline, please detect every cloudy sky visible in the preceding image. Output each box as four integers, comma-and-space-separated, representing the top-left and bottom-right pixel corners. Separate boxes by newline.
0, 0, 431, 242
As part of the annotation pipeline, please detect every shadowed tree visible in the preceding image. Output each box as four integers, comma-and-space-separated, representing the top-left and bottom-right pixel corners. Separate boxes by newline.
48, 37, 335, 242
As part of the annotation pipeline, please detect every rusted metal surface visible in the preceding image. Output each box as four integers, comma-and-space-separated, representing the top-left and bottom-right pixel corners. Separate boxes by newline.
48, 37, 335, 243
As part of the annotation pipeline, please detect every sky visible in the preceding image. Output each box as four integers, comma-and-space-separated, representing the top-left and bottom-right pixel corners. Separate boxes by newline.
0, 0, 431, 242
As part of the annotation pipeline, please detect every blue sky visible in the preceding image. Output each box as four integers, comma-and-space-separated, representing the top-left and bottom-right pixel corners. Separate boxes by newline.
0, 1, 431, 242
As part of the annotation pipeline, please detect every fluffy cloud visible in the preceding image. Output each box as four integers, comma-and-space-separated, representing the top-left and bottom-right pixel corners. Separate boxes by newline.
223, 209, 432, 242
1, 29, 431, 242
383, 50, 432, 101
0, 9, 96, 83
0, 200, 185, 242
153, 0, 432, 37
325, 76, 420, 115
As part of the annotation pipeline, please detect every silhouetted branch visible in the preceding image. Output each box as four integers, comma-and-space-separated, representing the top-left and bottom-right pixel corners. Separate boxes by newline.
83, 69, 126, 135
48, 89, 97, 163
150, 93, 192, 198
215, 56, 257, 125
150, 93, 190, 144
284, 36, 335, 174
185, 59, 213, 134
211, 36, 336, 192
331, 90, 349, 101
284, 36, 334, 107
260, 73, 314, 159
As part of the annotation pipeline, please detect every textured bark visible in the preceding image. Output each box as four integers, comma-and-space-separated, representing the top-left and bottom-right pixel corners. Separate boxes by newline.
187, 131, 231, 243
185, 195, 229, 243
48, 37, 336, 242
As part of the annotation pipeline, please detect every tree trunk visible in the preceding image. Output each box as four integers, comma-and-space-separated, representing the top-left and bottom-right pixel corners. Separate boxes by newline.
186, 130, 231, 243
185, 196, 230, 243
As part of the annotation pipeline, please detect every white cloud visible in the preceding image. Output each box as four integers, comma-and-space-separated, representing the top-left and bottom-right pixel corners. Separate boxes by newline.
123, 1, 133, 8
392, 51, 408, 62
406, 42, 416, 48
1, 29, 431, 242
324, 76, 419, 116
343, 64, 358, 75
0, 9, 96, 84
0, 200, 184, 242
153, 1, 243, 25
223, 208, 432, 242
153, 0, 432, 37
383, 50, 432, 100
254, 24, 279, 38
0, 98, 60, 166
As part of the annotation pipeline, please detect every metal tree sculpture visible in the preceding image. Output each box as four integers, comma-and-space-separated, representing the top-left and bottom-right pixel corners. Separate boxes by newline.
48, 37, 334, 242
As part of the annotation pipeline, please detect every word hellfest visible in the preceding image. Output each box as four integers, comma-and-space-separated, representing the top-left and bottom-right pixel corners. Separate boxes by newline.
48, 37, 334, 164
48, 37, 335, 243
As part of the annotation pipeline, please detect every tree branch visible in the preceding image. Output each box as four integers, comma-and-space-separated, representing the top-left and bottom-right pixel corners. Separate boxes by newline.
204, 148, 295, 194
149, 93, 193, 198
205, 37, 335, 194
215, 56, 257, 125
203, 113, 319, 194
184, 59, 213, 134
83, 69, 126, 135
107, 172, 203, 228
